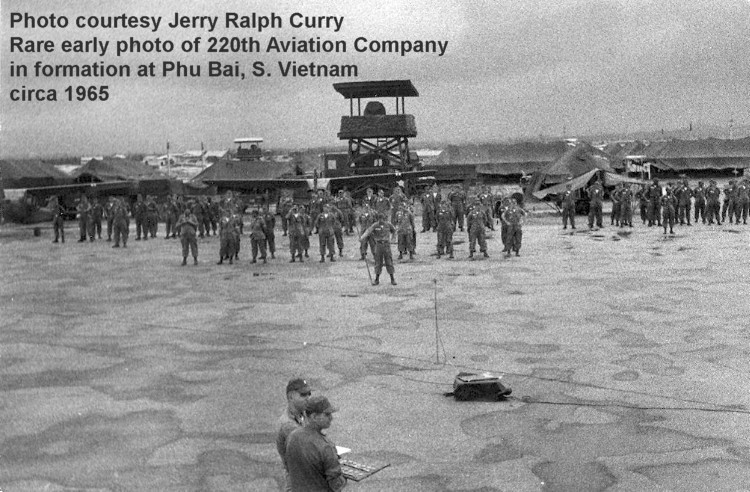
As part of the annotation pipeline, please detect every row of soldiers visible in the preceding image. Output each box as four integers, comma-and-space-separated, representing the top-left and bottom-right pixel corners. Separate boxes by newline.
559, 178, 750, 234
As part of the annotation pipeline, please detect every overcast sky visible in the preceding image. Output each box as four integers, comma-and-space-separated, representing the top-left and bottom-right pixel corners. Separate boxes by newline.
1, 0, 749, 158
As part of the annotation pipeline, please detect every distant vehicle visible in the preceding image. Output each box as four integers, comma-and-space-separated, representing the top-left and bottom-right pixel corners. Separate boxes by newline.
233, 137, 264, 161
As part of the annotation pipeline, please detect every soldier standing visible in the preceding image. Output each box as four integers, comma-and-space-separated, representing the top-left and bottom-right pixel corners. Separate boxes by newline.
586, 180, 604, 229
76, 195, 92, 242
286, 205, 306, 262
313, 204, 336, 262
647, 178, 662, 227
49, 196, 65, 243
448, 185, 467, 232
676, 179, 693, 226
176, 206, 198, 264
217, 215, 238, 265
358, 204, 377, 260
501, 198, 527, 257
394, 205, 416, 260
661, 188, 677, 234
262, 206, 276, 259
133, 195, 147, 240
145, 195, 159, 238
330, 204, 345, 257
360, 213, 397, 286
610, 183, 622, 226
619, 183, 633, 227
693, 181, 707, 224
91, 198, 104, 239
248, 210, 268, 264
309, 191, 325, 233
278, 194, 294, 236
722, 180, 737, 224
420, 187, 437, 232
736, 178, 750, 224
435, 201, 455, 259
164, 195, 179, 239
466, 200, 490, 259
635, 185, 649, 224
705, 180, 722, 225
208, 197, 220, 236
104, 197, 115, 241
374, 188, 391, 218
362, 187, 377, 209
111, 199, 130, 249
560, 185, 576, 229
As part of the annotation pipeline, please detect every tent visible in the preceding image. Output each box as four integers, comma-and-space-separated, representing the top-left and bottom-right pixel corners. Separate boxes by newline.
192, 159, 301, 183
648, 138, 750, 171
533, 169, 647, 199
431, 141, 570, 176
527, 142, 616, 196
0, 159, 73, 189
72, 158, 163, 182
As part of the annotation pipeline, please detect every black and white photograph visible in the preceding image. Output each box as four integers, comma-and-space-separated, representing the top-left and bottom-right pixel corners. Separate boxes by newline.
2, 1, 750, 490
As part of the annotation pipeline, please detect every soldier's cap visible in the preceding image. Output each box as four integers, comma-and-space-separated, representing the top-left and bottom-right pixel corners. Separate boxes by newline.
305, 395, 337, 415
286, 378, 311, 395
710, 180, 716, 184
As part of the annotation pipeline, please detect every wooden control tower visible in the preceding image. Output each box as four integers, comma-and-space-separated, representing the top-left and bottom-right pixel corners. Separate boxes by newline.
333, 80, 419, 171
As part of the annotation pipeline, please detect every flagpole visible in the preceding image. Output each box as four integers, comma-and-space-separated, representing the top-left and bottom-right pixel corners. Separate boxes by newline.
167, 141, 171, 178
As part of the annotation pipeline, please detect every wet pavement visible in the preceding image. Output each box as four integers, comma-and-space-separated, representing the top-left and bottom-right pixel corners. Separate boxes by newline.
2, 214, 750, 491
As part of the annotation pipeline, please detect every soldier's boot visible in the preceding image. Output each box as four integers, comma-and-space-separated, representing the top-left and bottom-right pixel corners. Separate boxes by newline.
339, 249, 343, 257
372, 275, 380, 286
515, 251, 520, 256
398, 252, 403, 260
483, 251, 489, 258
390, 274, 397, 286
449, 251, 454, 259
252, 258, 257, 263
194, 257, 198, 265
298, 254, 304, 263
305, 250, 309, 258
217, 258, 223, 265
271, 252, 275, 259
320, 256, 325, 263
113, 243, 120, 248
182, 257, 187, 266
670, 228, 674, 234
329, 255, 336, 262
262, 257, 267, 264
290, 257, 296, 263
229, 257, 233, 265
436, 253, 441, 259
469, 252, 475, 260
409, 252, 414, 260
53, 239, 59, 243
360, 253, 366, 260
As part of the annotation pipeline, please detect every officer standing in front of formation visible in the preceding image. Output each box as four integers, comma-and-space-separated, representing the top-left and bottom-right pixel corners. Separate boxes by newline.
111, 198, 130, 248
47, 196, 65, 244
693, 181, 707, 224
176, 205, 198, 265
466, 199, 490, 259
501, 198, 527, 257
286, 205, 306, 263
394, 204, 416, 260
676, 179, 692, 226
661, 187, 677, 234
586, 179, 604, 229
435, 201, 455, 259
560, 184, 576, 230
360, 212, 397, 286
619, 183, 633, 228
358, 204, 377, 260
248, 209, 268, 264
705, 180, 722, 225
497, 197, 513, 254
314, 204, 337, 262
217, 215, 238, 265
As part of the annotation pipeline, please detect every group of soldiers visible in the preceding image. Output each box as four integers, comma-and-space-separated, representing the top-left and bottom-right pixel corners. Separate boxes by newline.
48, 183, 531, 284
562, 177, 750, 235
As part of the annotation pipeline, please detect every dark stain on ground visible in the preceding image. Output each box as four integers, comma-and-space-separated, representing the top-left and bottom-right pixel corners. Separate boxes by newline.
603, 329, 658, 348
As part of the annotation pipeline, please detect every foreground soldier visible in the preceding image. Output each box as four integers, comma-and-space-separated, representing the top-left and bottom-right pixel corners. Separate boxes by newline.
286, 396, 347, 492
448, 185, 467, 231
360, 213, 397, 285
661, 188, 677, 234
693, 181, 707, 224
586, 180, 604, 229
277, 378, 312, 492
176, 207, 199, 265
435, 201, 455, 259
394, 205, 416, 260
286, 206, 306, 262
111, 199, 130, 248
248, 210, 268, 264
313, 205, 337, 262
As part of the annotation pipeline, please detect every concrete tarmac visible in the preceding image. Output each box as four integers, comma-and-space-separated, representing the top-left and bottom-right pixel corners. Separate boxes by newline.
1, 212, 750, 491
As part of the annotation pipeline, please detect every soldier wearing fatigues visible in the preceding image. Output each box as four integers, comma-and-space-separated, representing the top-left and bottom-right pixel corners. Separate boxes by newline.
661, 190, 677, 234
262, 208, 276, 259
336, 191, 355, 234
466, 203, 490, 259
358, 206, 377, 260
134, 197, 147, 240
448, 187, 467, 231
676, 181, 692, 226
217, 216, 239, 265
313, 206, 337, 262
722, 181, 737, 224
330, 206, 345, 257
278, 196, 294, 236
248, 211, 268, 263
736, 179, 750, 224
91, 200, 104, 239
647, 179, 662, 227
286, 206, 306, 262
394, 207, 416, 260
619, 184, 633, 227
176, 208, 198, 264
497, 197, 512, 253
435, 202, 455, 259
77, 196, 92, 242
610, 184, 622, 226
105, 198, 115, 241
164, 196, 179, 239
693, 182, 707, 224
420, 189, 438, 232
586, 181, 604, 229
705, 180, 722, 225
145, 196, 159, 238
560, 186, 576, 229
501, 200, 527, 256
111, 200, 130, 249
360, 214, 397, 286
50, 196, 65, 243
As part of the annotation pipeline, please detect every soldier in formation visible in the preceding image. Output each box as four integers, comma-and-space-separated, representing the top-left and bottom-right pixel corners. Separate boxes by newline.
176, 205, 198, 265
360, 212, 397, 286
